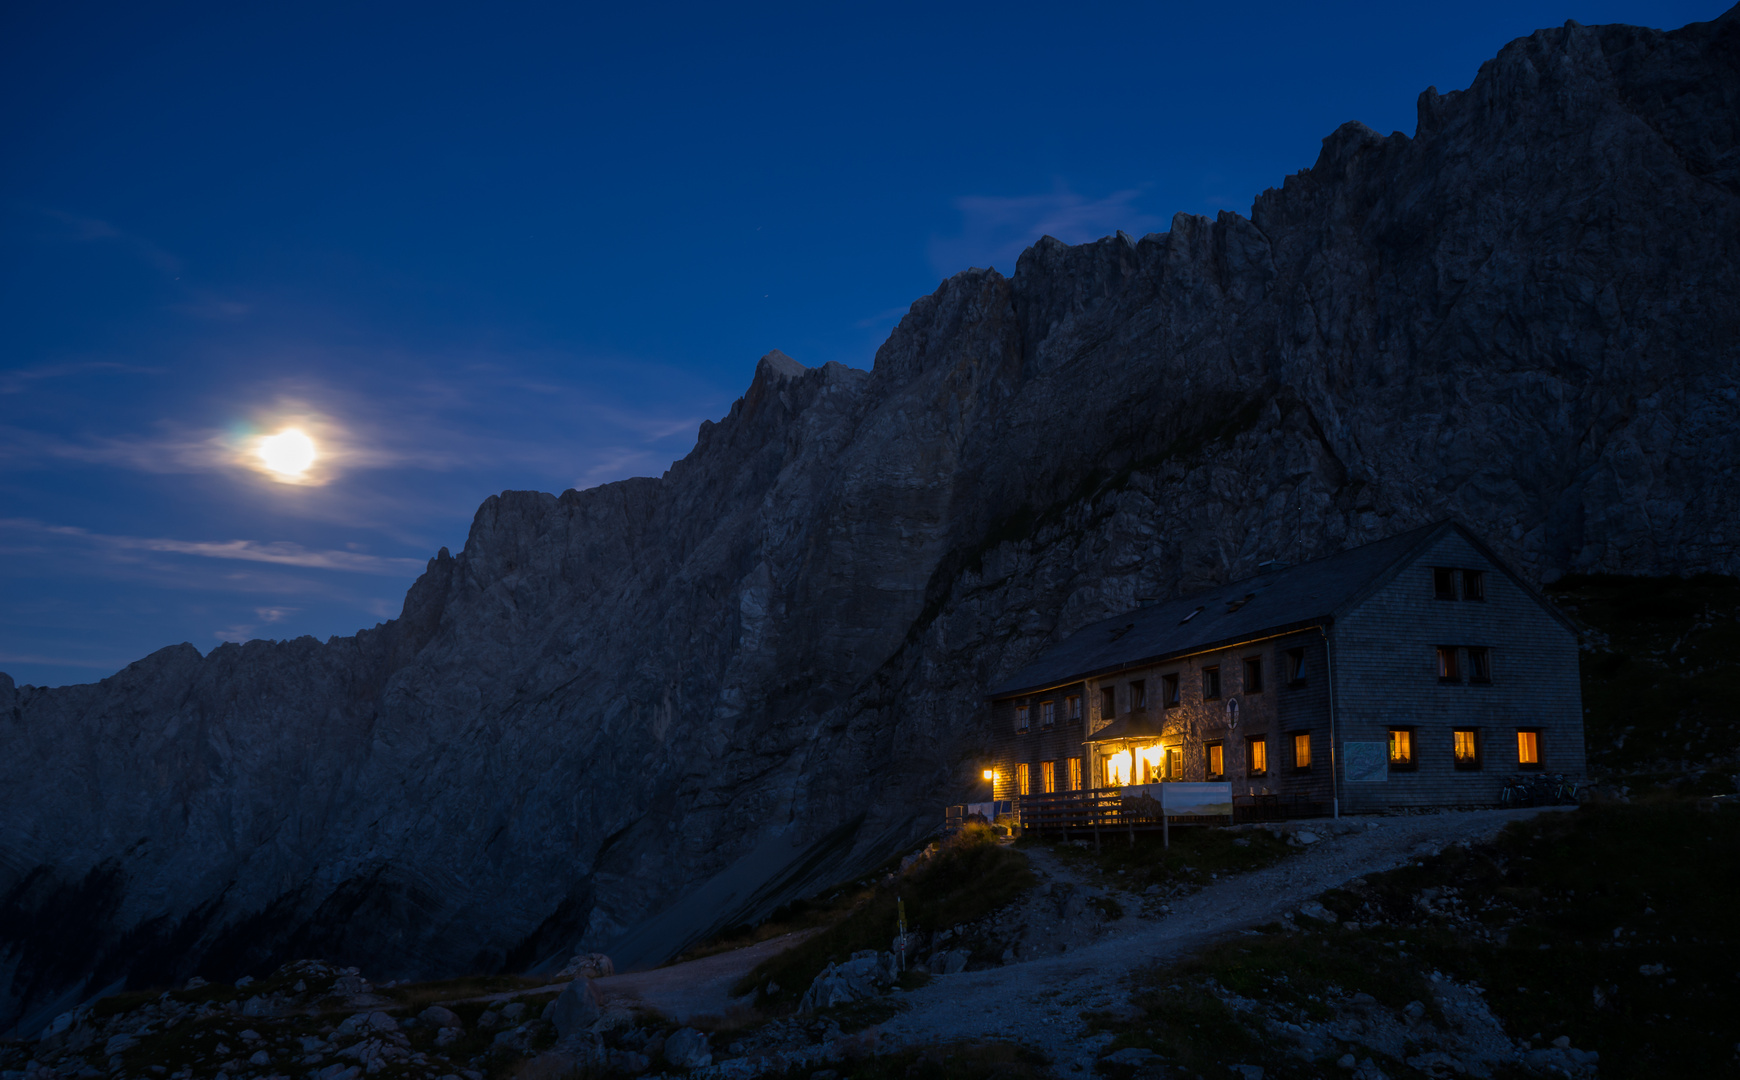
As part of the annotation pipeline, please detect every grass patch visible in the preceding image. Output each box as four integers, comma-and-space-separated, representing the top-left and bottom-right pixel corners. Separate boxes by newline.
1027, 824, 1295, 893
1091, 801, 1739, 1079
736, 824, 1034, 1003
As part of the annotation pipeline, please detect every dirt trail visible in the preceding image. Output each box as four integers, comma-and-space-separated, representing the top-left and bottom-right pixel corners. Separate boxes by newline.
592, 930, 823, 1021
881, 806, 1573, 1073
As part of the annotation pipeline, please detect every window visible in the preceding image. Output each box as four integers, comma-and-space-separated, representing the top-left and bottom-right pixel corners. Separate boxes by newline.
1041, 700, 1056, 727
1016, 762, 1031, 795
1244, 656, 1264, 693
1286, 647, 1307, 685
1462, 569, 1485, 601
1162, 673, 1180, 708
1202, 666, 1221, 700
1388, 728, 1416, 770
1433, 566, 1457, 600
1066, 757, 1082, 791
1166, 746, 1182, 780
1066, 695, 1082, 721
1206, 741, 1225, 779
1015, 704, 1030, 732
1437, 646, 1461, 682
1517, 729, 1543, 769
1131, 679, 1147, 711
1292, 733, 1313, 770
1101, 686, 1117, 718
1040, 760, 1056, 793
1247, 736, 1268, 776
1454, 728, 1481, 770
1468, 647, 1492, 683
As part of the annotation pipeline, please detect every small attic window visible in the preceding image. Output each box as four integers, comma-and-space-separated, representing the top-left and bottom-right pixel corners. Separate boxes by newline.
1180, 605, 1206, 625
1224, 593, 1256, 613
1109, 623, 1135, 641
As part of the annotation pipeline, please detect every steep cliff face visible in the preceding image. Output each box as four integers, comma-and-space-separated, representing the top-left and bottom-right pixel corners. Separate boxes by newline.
3, 9, 1737, 1035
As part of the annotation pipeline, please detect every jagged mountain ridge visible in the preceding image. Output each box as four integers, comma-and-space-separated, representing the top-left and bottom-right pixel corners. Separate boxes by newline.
2, 7, 1737, 1036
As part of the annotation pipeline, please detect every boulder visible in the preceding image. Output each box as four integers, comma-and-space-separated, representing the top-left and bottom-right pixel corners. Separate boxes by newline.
418, 1005, 463, 1029
662, 1027, 712, 1069
1297, 901, 1338, 924
551, 978, 602, 1038
556, 953, 616, 979
798, 952, 894, 1011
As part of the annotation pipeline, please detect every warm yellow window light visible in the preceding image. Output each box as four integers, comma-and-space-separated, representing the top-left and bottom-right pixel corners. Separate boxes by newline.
1106, 748, 1133, 786
982, 769, 995, 780
1135, 744, 1165, 784
1517, 730, 1541, 765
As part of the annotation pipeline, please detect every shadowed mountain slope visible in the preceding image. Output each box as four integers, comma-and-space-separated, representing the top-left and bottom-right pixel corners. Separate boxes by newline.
3, 6, 1737, 1036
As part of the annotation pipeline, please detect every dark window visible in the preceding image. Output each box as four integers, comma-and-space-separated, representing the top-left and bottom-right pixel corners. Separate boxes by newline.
1015, 704, 1029, 732
1243, 656, 1264, 693
1101, 686, 1116, 718
1040, 700, 1056, 727
1247, 736, 1268, 776
1066, 694, 1082, 721
1433, 567, 1457, 600
1202, 666, 1221, 700
1388, 728, 1417, 770
1454, 728, 1481, 770
1285, 647, 1307, 685
1291, 732, 1312, 770
1162, 673, 1180, 708
1205, 741, 1225, 780
1462, 569, 1485, 601
1131, 679, 1147, 711
1437, 646, 1461, 682
1468, 647, 1492, 683
1516, 729, 1544, 769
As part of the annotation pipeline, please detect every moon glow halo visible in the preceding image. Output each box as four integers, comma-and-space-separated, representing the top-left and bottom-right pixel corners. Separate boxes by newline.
258, 429, 318, 480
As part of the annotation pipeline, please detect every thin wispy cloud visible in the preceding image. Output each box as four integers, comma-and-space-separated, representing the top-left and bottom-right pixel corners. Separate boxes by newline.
0, 652, 133, 670
38, 208, 183, 275
928, 185, 1166, 279
0, 361, 164, 395
0, 519, 426, 575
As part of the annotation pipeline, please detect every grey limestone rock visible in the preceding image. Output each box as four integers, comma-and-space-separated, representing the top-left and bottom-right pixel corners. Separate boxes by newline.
3, 6, 1740, 1035
662, 1027, 712, 1070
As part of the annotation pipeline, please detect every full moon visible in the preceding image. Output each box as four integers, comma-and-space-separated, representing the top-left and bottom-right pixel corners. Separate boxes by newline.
258, 429, 317, 478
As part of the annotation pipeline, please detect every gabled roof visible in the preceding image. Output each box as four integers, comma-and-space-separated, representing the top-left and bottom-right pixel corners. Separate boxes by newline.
987, 521, 1559, 699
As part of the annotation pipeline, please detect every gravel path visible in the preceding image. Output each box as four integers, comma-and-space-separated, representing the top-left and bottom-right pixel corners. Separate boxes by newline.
880, 806, 1573, 1073
593, 930, 823, 1021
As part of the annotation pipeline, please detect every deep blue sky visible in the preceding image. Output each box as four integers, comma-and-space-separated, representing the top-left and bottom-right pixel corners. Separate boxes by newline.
1, 1, 1718, 687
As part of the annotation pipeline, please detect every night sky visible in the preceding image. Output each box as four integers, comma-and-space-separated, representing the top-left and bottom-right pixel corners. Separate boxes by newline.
1, 1, 1715, 688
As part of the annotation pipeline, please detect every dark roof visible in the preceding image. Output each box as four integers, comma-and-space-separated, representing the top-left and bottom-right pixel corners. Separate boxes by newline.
988, 521, 1492, 699
1081, 715, 1167, 744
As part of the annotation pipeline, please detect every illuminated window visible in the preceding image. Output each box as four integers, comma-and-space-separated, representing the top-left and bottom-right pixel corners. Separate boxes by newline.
1468, 647, 1492, 683
1162, 673, 1180, 707
1015, 704, 1030, 732
1248, 736, 1268, 776
1433, 567, 1457, 600
1286, 647, 1307, 684
1066, 757, 1082, 791
1243, 657, 1263, 692
1293, 733, 1312, 770
1101, 686, 1117, 718
1066, 695, 1082, 721
1131, 679, 1147, 710
1517, 730, 1543, 769
1388, 728, 1416, 769
1040, 760, 1056, 793
1437, 646, 1460, 682
1202, 666, 1221, 700
1165, 746, 1182, 779
1454, 728, 1480, 769
1206, 741, 1225, 779
1462, 569, 1485, 601
1136, 745, 1164, 784
1016, 762, 1031, 795
1105, 750, 1132, 786
1041, 700, 1056, 727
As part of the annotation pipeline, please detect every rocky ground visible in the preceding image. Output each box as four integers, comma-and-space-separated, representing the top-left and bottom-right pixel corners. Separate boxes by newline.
6, 804, 1646, 1080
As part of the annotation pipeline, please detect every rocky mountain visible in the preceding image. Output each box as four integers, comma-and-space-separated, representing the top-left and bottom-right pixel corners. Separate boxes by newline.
3, 6, 1737, 1038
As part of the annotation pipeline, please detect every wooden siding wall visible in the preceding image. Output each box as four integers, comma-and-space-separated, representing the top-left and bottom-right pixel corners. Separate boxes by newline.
1332, 530, 1586, 810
